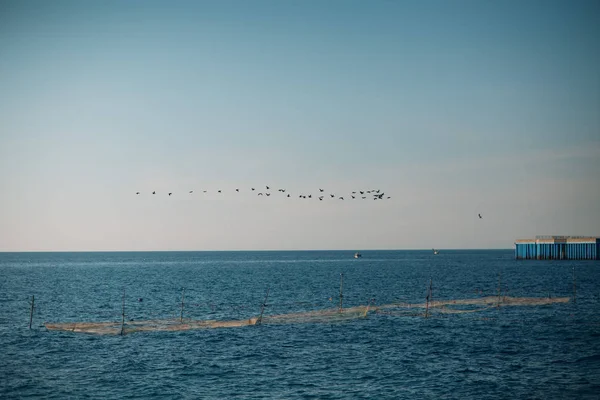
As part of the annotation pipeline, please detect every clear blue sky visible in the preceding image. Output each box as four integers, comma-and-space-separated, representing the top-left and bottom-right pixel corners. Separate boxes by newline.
1, 0, 599, 251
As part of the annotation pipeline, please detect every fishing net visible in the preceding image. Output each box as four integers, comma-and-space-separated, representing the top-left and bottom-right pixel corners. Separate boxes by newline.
262, 305, 371, 325
377, 296, 570, 316
44, 296, 570, 335
45, 317, 259, 335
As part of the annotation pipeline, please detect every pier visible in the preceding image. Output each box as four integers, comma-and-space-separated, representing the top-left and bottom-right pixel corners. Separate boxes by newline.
515, 236, 600, 260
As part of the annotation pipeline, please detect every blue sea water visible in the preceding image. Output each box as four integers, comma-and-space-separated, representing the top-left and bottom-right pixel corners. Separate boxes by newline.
1, 250, 599, 399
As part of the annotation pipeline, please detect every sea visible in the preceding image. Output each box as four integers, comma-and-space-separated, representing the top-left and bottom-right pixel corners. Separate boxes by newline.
1, 250, 599, 399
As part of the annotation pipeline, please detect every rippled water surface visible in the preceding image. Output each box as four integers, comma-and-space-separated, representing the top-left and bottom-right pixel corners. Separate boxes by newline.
1, 250, 599, 399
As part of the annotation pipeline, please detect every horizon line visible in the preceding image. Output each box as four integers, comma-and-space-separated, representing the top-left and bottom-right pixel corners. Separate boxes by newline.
0, 248, 513, 253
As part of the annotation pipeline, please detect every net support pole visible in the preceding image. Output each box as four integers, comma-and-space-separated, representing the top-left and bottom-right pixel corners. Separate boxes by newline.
180, 288, 185, 323
497, 273, 502, 308
429, 278, 433, 311
120, 289, 125, 336
338, 273, 344, 312
256, 286, 270, 325
29, 295, 35, 330
364, 298, 373, 317
425, 280, 430, 318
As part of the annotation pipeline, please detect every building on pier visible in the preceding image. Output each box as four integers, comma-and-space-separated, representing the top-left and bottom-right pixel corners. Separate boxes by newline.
515, 236, 600, 260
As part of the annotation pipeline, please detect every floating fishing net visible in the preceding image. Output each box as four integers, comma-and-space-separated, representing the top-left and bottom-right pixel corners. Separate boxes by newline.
262, 305, 371, 325
45, 317, 259, 335
377, 296, 570, 316
44, 296, 570, 335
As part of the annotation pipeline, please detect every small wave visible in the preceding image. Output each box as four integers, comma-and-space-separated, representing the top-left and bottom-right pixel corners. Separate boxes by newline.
551, 354, 600, 365
551, 359, 571, 365
576, 354, 600, 364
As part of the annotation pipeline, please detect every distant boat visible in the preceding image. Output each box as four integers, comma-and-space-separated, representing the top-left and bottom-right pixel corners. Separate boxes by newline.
432, 249, 439, 255
354, 252, 362, 259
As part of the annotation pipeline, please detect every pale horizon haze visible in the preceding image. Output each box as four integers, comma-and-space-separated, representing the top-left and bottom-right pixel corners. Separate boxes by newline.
1, 0, 599, 251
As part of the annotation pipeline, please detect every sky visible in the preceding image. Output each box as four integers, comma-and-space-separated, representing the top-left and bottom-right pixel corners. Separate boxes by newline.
0, 0, 599, 251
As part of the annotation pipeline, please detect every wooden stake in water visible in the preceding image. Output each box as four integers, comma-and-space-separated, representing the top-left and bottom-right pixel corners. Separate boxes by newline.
120, 289, 125, 336
256, 286, 270, 325
425, 279, 431, 318
573, 266, 577, 303
29, 295, 35, 329
497, 273, 502, 308
180, 288, 185, 323
338, 273, 344, 312
429, 278, 433, 310
364, 298, 372, 317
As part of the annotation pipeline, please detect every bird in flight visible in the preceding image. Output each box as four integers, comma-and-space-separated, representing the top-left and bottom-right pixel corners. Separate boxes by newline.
478, 214, 482, 219
152, 191, 156, 195
168, 193, 172, 196
189, 191, 193, 194
236, 189, 239, 192
136, 192, 140, 195
319, 188, 324, 192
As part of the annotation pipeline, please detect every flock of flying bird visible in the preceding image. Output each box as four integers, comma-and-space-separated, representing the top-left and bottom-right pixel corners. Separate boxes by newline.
135, 186, 391, 201
133, 187, 487, 220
